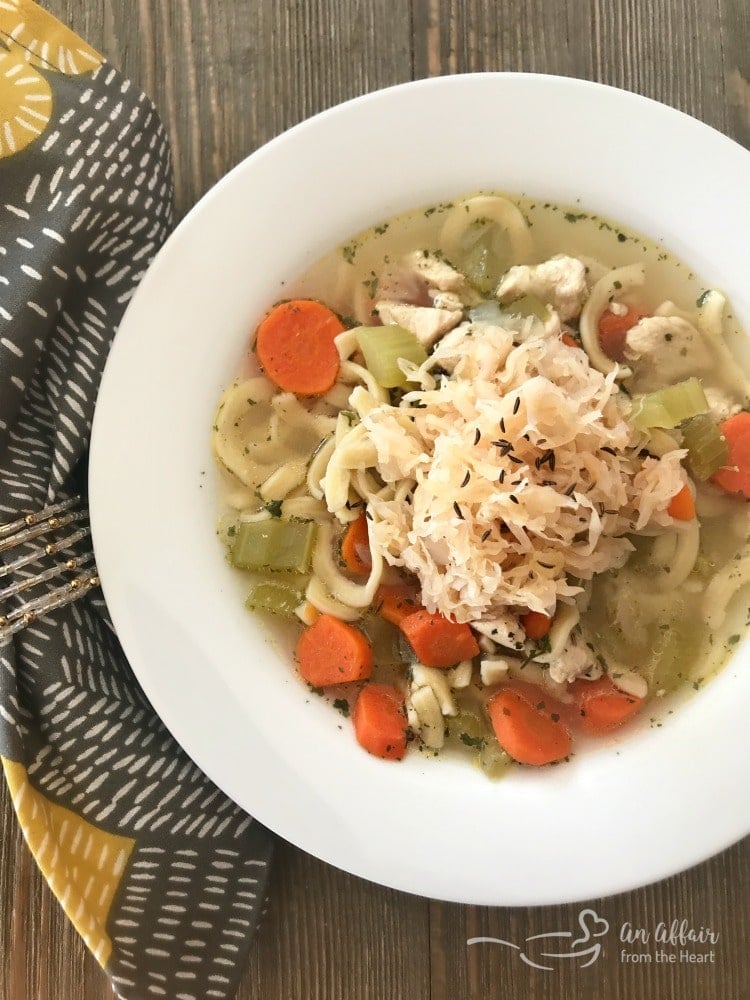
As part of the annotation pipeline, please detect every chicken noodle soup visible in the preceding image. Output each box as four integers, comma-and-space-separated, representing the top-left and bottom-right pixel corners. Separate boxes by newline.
211, 192, 750, 774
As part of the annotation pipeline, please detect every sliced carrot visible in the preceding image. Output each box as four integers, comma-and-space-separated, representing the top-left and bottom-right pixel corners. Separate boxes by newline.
598, 306, 646, 362
376, 583, 421, 627
353, 683, 407, 760
568, 676, 644, 734
711, 411, 750, 500
255, 299, 345, 396
399, 609, 480, 668
667, 484, 696, 521
520, 610, 552, 641
296, 613, 373, 687
488, 686, 571, 765
561, 332, 579, 348
494, 678, 560, 710
340, 513, 371, 575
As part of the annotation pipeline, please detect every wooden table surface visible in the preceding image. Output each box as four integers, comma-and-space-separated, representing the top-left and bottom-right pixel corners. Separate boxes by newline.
2, 1, 750, 998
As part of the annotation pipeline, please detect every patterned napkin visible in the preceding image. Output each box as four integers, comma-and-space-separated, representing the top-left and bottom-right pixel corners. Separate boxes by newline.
0, 3, 273, 998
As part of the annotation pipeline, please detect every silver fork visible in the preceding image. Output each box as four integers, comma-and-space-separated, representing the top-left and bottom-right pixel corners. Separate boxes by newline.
0, 496, 100, 641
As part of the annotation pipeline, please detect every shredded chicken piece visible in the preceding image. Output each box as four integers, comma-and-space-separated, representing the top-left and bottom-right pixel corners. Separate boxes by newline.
496, 255, 588, 322
376, 251, 481, 311
624, 316, 713, 391
547, 642, 597, 684
375, 300, 462, 348
405, 251, 468, 290
704, 386, 742, 424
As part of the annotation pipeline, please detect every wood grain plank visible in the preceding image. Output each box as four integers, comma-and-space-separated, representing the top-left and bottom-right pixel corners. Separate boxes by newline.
240, 840, 431, 1000
721, 0, 750, 149
3, 1, 750, 999
64, 0, 415, 219
412, 0, 747, 144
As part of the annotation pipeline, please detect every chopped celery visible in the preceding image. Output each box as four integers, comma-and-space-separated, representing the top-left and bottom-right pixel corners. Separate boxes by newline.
355, 325, 428, 388
447, 710, 512, 778
230, 518, 316, 573
681, 413, 729, 480
457, 219, 511, 294
447, 708, 487, 744
479, 738, 513, 779
245, 579, 305, 618
629, 377, 709, 431
503, 294, 549, 321
361, 613, 402, 667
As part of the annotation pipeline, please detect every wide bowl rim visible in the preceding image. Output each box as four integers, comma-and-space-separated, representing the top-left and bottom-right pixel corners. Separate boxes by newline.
89, 71, 750, 907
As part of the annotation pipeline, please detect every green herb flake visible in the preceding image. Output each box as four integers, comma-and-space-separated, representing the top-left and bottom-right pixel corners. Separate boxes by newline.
341, 242, 357, 265
333, 698, 350, 717
459, 732, 486, 749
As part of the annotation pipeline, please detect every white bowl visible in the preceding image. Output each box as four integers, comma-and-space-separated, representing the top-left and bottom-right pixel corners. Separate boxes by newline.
89, 73, 750, 905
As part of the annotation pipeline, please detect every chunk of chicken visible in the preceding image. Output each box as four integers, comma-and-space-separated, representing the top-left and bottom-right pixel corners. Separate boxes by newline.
624, 315, 713, 392
608, 668, 648, 699
473, 611, 525, 651
547, 642, 599, 685
495, 255, 588, 322
404, 250, 474, 294
431, 290, 465, 311
704, 386, 742, 424
376, 251, 480, 311
375, 300, 463, 348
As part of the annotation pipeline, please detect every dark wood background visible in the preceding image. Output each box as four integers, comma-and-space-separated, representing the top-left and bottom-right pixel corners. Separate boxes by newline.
2, 1, 749, 998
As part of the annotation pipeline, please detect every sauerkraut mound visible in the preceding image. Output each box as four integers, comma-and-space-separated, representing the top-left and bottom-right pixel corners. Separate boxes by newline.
364, 324, 685, 623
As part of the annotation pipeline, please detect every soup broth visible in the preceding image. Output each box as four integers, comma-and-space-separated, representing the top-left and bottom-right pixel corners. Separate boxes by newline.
212, 191, 750, 775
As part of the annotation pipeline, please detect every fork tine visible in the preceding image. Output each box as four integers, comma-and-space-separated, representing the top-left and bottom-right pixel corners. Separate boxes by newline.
0, 524, 92, 579
0, 506, 88, 556
0, 496, 81, 541
0, 550, 96, 601
0, 497, 99, 641
0, 571, 100, 640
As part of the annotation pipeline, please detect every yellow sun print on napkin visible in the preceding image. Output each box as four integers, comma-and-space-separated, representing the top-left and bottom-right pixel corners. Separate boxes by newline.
3, 759, 135, 968
0, 45, 51, 158
0, 0, 104, 159
0, 0, 102, 75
